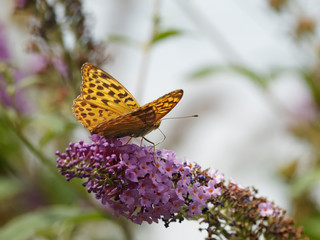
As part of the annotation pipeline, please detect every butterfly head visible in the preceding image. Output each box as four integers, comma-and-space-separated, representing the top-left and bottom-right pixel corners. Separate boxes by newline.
132, 119, 162, 138
151, 120, 161, 132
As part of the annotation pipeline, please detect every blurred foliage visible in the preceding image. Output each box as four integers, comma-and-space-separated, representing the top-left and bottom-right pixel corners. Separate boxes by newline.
189, 64, 289, 88
151, 29, 183, 44
0, 0, 132, 239
0, 205, 124, 240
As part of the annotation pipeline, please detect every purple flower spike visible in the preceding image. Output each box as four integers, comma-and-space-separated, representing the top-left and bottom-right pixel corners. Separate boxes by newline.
56, 135, 306, 238
56, 135, 222, 224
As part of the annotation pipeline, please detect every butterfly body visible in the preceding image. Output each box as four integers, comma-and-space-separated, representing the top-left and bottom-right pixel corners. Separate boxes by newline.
73, 63, 183, 139
91, 108, 162, 138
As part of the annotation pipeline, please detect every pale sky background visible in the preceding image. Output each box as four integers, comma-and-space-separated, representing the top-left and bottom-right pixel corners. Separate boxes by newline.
1, 0, 318, 239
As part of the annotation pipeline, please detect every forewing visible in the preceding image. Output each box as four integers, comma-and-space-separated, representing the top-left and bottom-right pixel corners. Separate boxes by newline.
142, 89, 183, 122
81, 63, 140, 114
73, 95, 120, 131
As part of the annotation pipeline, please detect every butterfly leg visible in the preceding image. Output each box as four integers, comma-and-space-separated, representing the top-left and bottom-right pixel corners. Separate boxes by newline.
142, 137, 156, 159
142, 136, 155, 146
124, 136, 133, 145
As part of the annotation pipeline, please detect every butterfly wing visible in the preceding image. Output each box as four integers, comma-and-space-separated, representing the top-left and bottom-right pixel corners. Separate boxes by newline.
81, 63, 140, 114
92, 89, 183, 138
73, 63, 140, 131
73, 96, 120, 131
144, 89, 183, 122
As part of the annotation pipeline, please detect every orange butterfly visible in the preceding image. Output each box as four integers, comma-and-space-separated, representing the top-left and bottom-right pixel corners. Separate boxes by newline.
73, 63, 183, 139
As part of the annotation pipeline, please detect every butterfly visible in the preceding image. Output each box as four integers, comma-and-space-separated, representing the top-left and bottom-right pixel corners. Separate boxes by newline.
73, 63, 183, 139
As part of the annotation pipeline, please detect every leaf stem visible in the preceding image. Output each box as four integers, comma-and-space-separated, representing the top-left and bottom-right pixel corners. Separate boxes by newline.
135, 0, 161, 101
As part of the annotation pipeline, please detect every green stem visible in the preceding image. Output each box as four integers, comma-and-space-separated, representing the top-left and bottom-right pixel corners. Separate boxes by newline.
135, 0, 161, 101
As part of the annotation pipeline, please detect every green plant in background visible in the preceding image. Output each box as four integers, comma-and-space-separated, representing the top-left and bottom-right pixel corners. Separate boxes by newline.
0, 1, 132, 239
0, 0, 315, 239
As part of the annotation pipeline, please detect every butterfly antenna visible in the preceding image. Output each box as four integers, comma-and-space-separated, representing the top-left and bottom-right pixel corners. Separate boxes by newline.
162, 114, 199, 120
155, 115, 197, 146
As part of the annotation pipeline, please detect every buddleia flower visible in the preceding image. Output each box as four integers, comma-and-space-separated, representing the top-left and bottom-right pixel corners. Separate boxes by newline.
56, 135, 306, 239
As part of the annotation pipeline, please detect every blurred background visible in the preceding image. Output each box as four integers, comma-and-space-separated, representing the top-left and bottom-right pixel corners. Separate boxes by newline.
0, 0, 319, 239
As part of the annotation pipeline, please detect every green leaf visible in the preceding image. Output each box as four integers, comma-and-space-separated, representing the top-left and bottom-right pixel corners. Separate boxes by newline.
0, 65, 14, 85
29, 113, 72, 146
291, 168, 320, 198
0, 178, 21, 201
108, 34, 139, 47
37, 170, 81, 204
188, 65, 226, 79
17, 76, 43, 89
300, 214, 320, 239
300, 70, 320, 107
0, 205, 104, 240
39, 130, 57, 146
152, 29, 183, 44
188, 64, 291, 89
230, 65, 268, 88
35, 114, 65, 133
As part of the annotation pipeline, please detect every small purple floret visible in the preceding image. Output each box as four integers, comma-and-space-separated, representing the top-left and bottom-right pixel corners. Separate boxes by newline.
259, 201, 274, 217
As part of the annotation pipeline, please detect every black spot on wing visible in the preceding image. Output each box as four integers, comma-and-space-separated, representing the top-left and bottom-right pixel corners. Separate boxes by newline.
102, 99, 109, 105
100, 73, 108, 79
108, 91, 115, 96
118, 92, 128, 98
124, 97, 134, 103
111, 83, 121, 90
